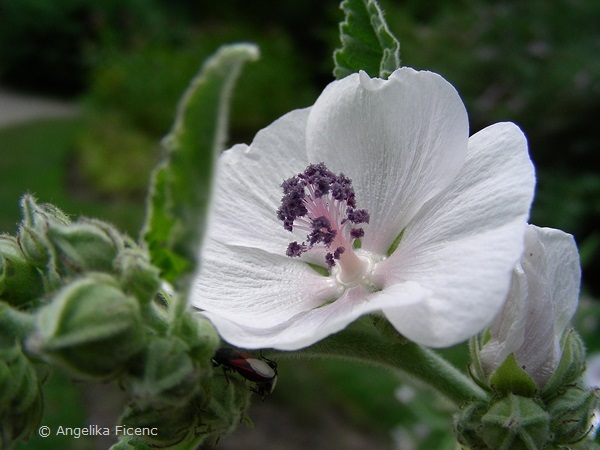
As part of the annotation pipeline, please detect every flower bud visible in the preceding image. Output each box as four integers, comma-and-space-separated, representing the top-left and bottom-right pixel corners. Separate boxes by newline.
20, 195, 70, 229
115, 248, 161, 304
125, 336, 198, 408
118, 401, 198, 448
170, 314, 219, 365
476, 226, 581, 394
34, 275, 146, 379
0, 343, 44, 447
548, 384, 600, 445
46, 220, 122, 276
480, 394, 551, 450
0, 235, 44, 306
454, 401, 488, 450
17, 225, 51, 268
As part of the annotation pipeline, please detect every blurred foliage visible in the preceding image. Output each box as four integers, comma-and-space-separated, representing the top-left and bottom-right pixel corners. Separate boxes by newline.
85, 27, 318, 140
75, 112, 158, 199
76, 27, 318, 198
0, 119, 146, 236
0, 0, 166, 97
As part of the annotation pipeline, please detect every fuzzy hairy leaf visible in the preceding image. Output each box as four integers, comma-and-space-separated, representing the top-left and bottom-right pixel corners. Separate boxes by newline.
142, 44, 259, 288
334, 0, 401, 79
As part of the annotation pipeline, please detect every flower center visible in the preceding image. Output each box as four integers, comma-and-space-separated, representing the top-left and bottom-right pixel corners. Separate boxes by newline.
277, 163, 370, 283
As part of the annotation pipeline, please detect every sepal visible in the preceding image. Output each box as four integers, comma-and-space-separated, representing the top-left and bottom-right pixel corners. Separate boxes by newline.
489, 353, 537, 398
542, 329, 587, 399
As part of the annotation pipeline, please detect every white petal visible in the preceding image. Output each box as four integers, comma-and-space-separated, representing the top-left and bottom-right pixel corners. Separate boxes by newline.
305, 67, 469, 254
527, 226, 580, 335
206, 108, 311, 254
478, 266, 529, 373
516, 225, 580, 384
479, 225, 580, 387
190, 238, 339, 327
199, 281, 428, 350
376, 122, 535, 347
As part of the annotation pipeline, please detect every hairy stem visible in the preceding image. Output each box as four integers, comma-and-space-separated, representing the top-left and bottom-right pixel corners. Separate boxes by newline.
268, 328, 487, 404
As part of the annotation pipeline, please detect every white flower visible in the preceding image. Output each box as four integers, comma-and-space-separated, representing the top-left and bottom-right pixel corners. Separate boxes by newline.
190, 67, 535, 350
478, 225, 581, 388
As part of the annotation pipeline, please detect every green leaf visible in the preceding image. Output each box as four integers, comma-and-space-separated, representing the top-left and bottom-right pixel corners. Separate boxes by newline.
142, 44, 259, 288
333, 0, 401, 79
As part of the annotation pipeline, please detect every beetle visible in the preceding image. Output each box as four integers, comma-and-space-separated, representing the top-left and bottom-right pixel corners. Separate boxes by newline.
212, 348, 278, 400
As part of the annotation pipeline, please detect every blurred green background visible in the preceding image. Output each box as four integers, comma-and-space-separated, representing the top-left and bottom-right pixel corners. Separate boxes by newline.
1, 0, 598, 448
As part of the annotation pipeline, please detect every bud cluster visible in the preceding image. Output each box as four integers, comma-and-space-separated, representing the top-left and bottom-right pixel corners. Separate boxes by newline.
454, 330, 599, 449
0, 196, 251, 448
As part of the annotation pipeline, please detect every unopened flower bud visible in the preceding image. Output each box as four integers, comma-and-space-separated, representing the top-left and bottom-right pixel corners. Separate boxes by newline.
17, 225, 51, 268
0, 235, 44, 306
548, 384, 600, 445
480, 394, 550, 450
34, 275, 146, 379
170, 314, 219, 365
118, 401, 197, 448
20, 195, 70, 229
0, 343, 44, 446
46, 220, 122, 276
476, 226, 581, 394
115, 248, 161, 304
125, 336, 198, 408
454, 401, 488, 450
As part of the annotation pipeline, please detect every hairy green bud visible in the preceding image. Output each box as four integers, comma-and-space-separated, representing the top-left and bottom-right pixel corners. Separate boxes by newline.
20, 195, 70, 229
480, 394, 550, 450
116, 248, 161, 304
170, 314, 219, 365
548, 384, 600, 445
126, 336, 199, 408
33, 275, 147, 379
118, 400, 199, 448
0, 343, 44, 447
0, 235, 44, 306
17, 225, 51, 268
454, 401, 488, 450
46, 220, 122, 276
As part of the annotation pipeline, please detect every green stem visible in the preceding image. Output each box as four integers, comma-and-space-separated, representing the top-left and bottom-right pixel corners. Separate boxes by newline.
269, 328, 487, 405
